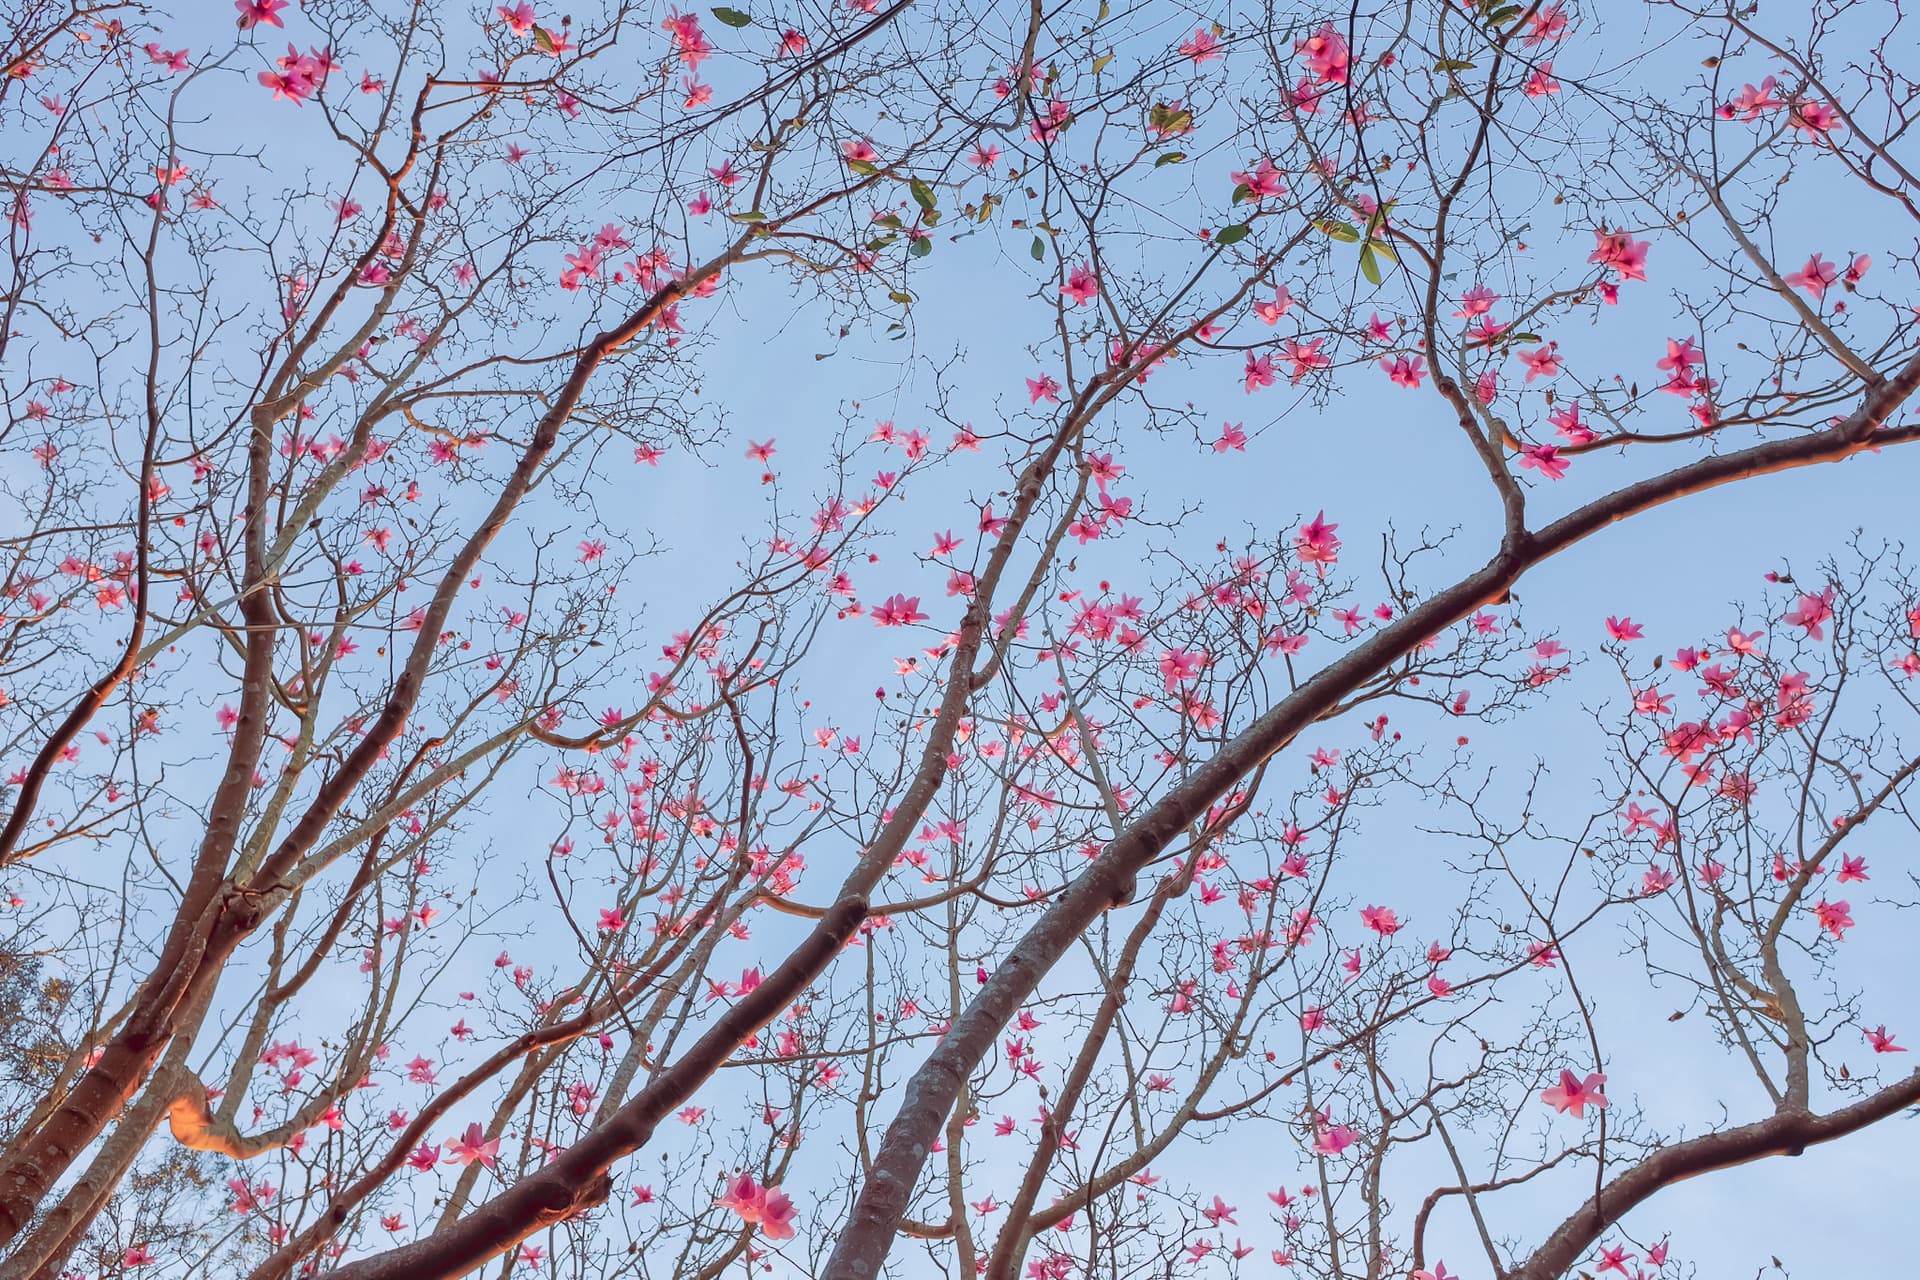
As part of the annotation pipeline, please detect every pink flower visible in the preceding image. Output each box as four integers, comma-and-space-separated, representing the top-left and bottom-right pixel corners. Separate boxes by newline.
1813, 898, 1853, 940
1727, 77, 1783, 119
1202, 1195, 1237, 1226
1551, 403, 1595, 444
664, 11, 713, 67
1783, 254, 1839, 300
1540, 1069, 1608, 1118
1454, 284, 1499, 318
1380, 354, 1426, 387
1179, 29, 1220, 63
1312, 1120, 1357, 1154
236, 0, 289, 29
1296, 23, 1348, 85
720, 1174, 797, 1238
259, 70, 312, 102
1521, 1, 1569, 44
1230, 158, 1286, 201
1588, 231, 1649, 282
443, 1122, 500, 1168
1782, 587, 1835, 639
1360, 904, 1399, 936
1518, 342, 1561, 381
1518, 443, 1569, 480
760, 1187, 798, 1239
1158, 648, 1206, 691
1865, 1025, 1905, 1053
1272, 338, 1326, 385
719, 1172, 766, 1222
146, 44, 192, 72
1061, 262, 1098, 306
1028, 98, 1071, 143
1294, 511, 1340, 568
873, 594, 928, 627
1791, 100, 1839, 137
1251, 286, 1295, 325
1244, 352, 1276, 392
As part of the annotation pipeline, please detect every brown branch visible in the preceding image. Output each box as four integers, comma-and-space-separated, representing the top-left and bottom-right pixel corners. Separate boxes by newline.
1508, 1069, 1920, 1280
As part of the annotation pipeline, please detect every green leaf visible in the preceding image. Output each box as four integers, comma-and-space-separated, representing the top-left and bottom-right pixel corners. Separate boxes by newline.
1359, 244, 1383, 286
1433, 58, 1475, 71
730, 210, 768, 223
1147, 103, 1193, 135
1215, 222, 1250, 246
1155, 151, 1187, 167
1320, 220, 1361, 243
846, 158, 878, 176
1507, 332, 1542, 344
711, 6, 753, 25
888, 290, 915, 306
1030, 235, 1046, 261
865, 236, 896, 252
1486, 4, 1522, 22
909, 178, 936, 212
1231, 183, 1252, 205
1092, 52, 1113, 74
532, 25, 561, 53
909, 237, 932, 258
1370, 241, 1397, 263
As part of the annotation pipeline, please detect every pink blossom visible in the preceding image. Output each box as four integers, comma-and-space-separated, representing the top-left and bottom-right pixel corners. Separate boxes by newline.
1540, 1069, 1608, 1118
873, 594, 928, 627
1783, 254, 1839, 300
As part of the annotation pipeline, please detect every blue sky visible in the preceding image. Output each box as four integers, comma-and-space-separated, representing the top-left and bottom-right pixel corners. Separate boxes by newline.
5, 0, 1917, 1275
